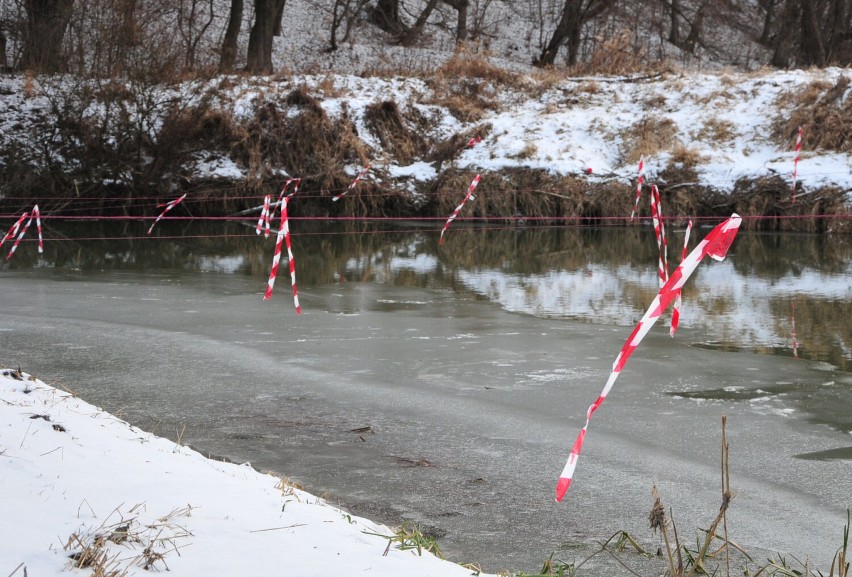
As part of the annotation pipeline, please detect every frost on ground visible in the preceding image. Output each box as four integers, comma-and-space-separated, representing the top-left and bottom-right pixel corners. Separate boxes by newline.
0, 67, 849, 203
0, 369, 486, 577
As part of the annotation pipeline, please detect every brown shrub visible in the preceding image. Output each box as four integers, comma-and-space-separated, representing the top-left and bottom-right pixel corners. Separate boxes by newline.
620, 116, 680, 164
695, 118, 737, 144
427, 124, 493, 169
232, 88, 370, 196
773, 75, 852, 152
426, 47, 517, 121
571, 30, 669, 77
435, 45, 524, 88
363, 99, 428, 165
727, 175, 849, 232
428, 168, 595, 222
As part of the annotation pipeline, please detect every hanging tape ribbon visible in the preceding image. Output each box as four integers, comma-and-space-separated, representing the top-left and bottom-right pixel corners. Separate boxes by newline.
630, 157, 644, 221
147, 194, 187, 235
333, 165, 371, 202
439, 174, 481, 246
555, 214, 742, 502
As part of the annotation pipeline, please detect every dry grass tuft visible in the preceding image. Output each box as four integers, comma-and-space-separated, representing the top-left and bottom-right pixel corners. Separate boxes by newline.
230, 88, 370, 197
434, 45, 523, 88
66, 531, 128, 577
426, 47, 518, 121
571, 30, 669, 77
727, 175, 849, 232
363, 99, 427, 165
773, 76, 852, 153
428, 168, 599, 222
621, 116, 680, 164
63, 504, 192, 577
275, 476, 305, 500
427, 124, 493, 169
669, 143, 707, 168
695, 117, 737, 144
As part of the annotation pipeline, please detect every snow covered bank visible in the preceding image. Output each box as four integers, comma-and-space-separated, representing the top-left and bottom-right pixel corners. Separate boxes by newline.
0, 368, 487, 577
1, 67, 849, 215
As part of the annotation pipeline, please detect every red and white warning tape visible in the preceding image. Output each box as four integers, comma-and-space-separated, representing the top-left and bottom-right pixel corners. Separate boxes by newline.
2, 205, 44, 258
263, 179, 301, 314
555, 213, 743, 502
333, 165, 371, 202
630, 157, 644, 221
650, 185, 669, 288
1, 212, 28, 249
439, 174, 480, 246
791, 126, 802, 204
279, 177, 301, 200
34, 205, 43, 253
147, 193, 187, 235
670, 219, 693, 336
256, 194, 271, 237
5, 212, 32, 260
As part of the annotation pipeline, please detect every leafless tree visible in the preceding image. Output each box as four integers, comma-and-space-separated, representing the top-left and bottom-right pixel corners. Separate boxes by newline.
326, 0, 372, 51
0, 31, 7, 69
533, 0, 616, 66
245, 0, 286, 73
21, 0, 74, 72
442, 0, 468, 42
177, 0, 216, 69
219, 0, 243, 70
765, 0, 850, 66
370, 0, 404, 34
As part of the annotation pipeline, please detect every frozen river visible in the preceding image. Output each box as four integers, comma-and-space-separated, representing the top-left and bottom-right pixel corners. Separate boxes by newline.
2, 221, 850, 573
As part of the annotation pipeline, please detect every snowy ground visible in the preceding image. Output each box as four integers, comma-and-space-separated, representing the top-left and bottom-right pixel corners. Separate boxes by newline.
0, 67, 849, 204
0, 368, 488, 577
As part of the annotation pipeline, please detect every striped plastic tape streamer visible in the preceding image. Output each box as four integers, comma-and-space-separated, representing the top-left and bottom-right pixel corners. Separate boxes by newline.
439, 174, 481, 246
147, 193, 187, 235
555, 213, 743, 502
6, 212, 33, 260
263, 197, 301, 314
630, 157, 644, 221
256, 194, 271, 237
650, 184, 669, 288
280, 177, 301, 200
1, 212, 28, 249
34, 204, 43, 253
791, 126, 803, 204
670, 219, 693, 337
333, 165, 371, 202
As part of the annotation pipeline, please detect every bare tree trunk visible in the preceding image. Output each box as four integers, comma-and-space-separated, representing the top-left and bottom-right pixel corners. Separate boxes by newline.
176, 0, 215, 70
683, 2, 705, 54
329, 0, 370, 50
400, 0, 440, 45
273, 0, 285, 36
219, 0, 244, 71
245, 0, 286, 73
534, 0, 614, 67
442, 0, 469, 43
21, 0, 75, 73
826, 0, 846, 61
329, 0, 345, 51
370, 0, 405, 35
0, 32, 7, 70
770, 0, 799, 66
669, 0, 682, 45
800, 0, 826, 65
758, 0, 781, 44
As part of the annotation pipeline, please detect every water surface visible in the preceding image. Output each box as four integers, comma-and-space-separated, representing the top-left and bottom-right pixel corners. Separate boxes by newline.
2, 220, 850, 572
